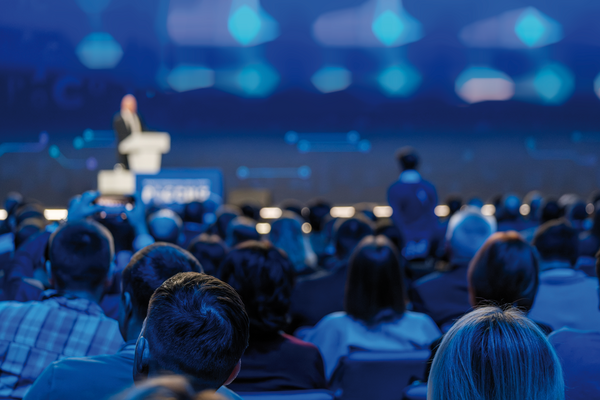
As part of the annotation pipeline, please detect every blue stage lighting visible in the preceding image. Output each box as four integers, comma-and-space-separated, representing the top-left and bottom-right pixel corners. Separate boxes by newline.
515, 9, 546, 47
378, 64, 421, 97
228, 5, 262, 46
236, 64, 279, 97
455, 67, 514, 104
372, 10, 404, 46
167, 65, 215, 92
533, 64, 574, 104
311, 67, 352, 93
593, 72, 600, 100
73, 137, 85, 150
76, 32, 123, 69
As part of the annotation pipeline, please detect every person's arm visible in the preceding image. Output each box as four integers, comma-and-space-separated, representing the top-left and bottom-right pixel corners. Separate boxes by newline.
67, 191, 103, 222
126, 193, 154, 252
23, 362, 54, 400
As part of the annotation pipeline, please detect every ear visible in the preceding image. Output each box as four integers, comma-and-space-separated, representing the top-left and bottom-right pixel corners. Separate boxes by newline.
133, 334, 151, 383
45, 260, 55, 288
223, 360, 241, 386
123, 291, 133, 317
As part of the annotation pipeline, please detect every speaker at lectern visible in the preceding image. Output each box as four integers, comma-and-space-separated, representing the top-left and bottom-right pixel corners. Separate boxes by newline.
118, 132, 170, 174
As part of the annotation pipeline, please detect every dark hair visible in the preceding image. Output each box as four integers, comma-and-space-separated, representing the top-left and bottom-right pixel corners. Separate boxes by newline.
395, 147, 419, 170
334, 217, 374, 260
148, 210, 183, 244
122, 243, 202, 319
468, 232, 539, 311
15, 217, 46, 249
218, 241, 294, 333
184, 201, 204, 223
225, 216, 259, 248
187, 234, 228, 276
48, 220, 114, 290
306, 199, 332, 232
345, 235, 406, 324
211, 207, 241, 239
540, 200, 561, 223
533, 219, 578, 265
145, 272, 249, 386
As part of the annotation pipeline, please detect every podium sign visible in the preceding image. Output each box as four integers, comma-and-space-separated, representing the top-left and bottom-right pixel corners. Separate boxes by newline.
119, 132, 170, 174
136, 169, 223, 206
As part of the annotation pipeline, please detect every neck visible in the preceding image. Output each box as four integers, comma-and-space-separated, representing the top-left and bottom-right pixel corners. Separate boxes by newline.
125, 318, 145, 342
59, 287, 103, 304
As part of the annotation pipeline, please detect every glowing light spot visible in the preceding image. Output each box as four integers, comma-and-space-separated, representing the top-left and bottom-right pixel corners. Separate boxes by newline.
455, 67, 514, 104
520, 204, 531, 216
167, 65, 214, 92
533, 64, 574, 104
378, 65, 421, 97
311, 67, 351, 93
302, 223, 312, 234
481, 204, 496, 216
372, 10, 404, 46
593, 73, 600, 100
235, 64, 280, 97
373, 206, 393, 218
330, 207, 355, 218
515, 9, 546, 47
228, 5, 262, 46
260, 207, 282, 219
0, 210, 7, 220
587, 203, 595, 215
256, 223, 271, 234
73, 137, 84, 150
76, 32, 123, 69
49, 145, 60, 159
435, 205, 450, 218
44, 209, 68, 221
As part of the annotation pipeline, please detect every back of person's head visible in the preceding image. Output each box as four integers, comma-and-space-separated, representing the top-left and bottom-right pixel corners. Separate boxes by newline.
184, 201, 204, 224
567, 201, 588, 224
500, 194, 521, 220
240, 203, 260, 221
446, 207, 496, 262
345, 235, 405, 325
524, 191, 543, 220
122, 243, 202, 322
218, 241, 294, 334
212, 206, 241, 239
269, 214, 307, 273
116, 375, 226, 400
374, 219, 404, 251
140, 272, 249, 389
187, 234, 228, 276
225, 216, 259, 248
15, 217, 47, 249
279, 199, 304, 218
395, 146, 419, 171
445, 196, 463, 217
148, 209, 183, 244
468, 232, 539, 311
429, 306, 564, 400
306, 198, 332, 232
15, 201, 45, 225
333, 217, 374, 260
48, 220, 114, 291
540, 199, 562, 223
533, 219, 578, 265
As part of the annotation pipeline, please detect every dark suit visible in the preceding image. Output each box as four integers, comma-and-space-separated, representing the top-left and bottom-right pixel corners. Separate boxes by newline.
112, 113, 147, 168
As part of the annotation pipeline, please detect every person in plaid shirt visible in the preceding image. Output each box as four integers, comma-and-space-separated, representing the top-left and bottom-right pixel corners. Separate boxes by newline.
0, 218, 123, 399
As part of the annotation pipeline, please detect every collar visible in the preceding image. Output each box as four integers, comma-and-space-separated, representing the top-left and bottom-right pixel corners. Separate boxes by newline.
540, 268, 587, 284
41, 290, 104, 316
119, 340, 137, 355
399, 170, 421, 183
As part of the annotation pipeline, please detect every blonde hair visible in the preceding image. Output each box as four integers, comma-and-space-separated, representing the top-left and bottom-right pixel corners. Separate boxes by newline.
429, 306, 564, 400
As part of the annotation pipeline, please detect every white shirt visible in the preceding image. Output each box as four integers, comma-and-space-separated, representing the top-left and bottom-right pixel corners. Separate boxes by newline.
121, 109, 142, 134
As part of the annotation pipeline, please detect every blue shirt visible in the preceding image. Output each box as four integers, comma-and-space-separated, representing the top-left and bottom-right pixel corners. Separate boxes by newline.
0, 291, 123, 399
302, 311, 441, 379
23, 341, 242, 400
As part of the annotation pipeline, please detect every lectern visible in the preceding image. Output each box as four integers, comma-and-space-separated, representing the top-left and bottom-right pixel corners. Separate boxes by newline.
118, 132, 170, 174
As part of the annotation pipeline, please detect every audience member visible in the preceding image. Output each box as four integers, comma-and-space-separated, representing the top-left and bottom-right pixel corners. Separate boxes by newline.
218, 241, 326, 391
387, 147, 439, 261
303, 235, 441, 379
288, 217, 373, 331
115, 376, 226, 400
410, 207, 496, 329
147, 209, 183, 245
0, 220, 123, 399
23, 243, 240, 400
304, 199, 332, 259
428, 306, 564, 400
187, 234, 228, 276
496, 194, 527, 232
546, 250, 600, 400
269, 213, 317, 276
579, 207, 600, 257
209, 206, 241, 240
225, 216, 259, 248
132, 272, 249, 396
529, 220, 600, 331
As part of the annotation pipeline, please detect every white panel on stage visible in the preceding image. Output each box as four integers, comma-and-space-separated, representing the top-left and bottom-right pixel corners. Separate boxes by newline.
119, 132, 170, 174
97, 169, 136, 195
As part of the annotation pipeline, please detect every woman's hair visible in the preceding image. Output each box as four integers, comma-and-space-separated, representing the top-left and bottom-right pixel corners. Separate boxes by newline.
115, 375, 225, 400
344, 235, 406, 324
218, 240, 295, 334
269, 213, 308, 273
429, 306, 564, 400
187, 233, 228, 276
468, 231, 539, 311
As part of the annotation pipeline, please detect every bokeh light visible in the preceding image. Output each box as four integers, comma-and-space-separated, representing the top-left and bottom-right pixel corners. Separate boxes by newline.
167, 65, 215, 92
311, 67, 352, 93
76, 32, 123, 70
378, 64, 421, 97
455, 67, 515, 104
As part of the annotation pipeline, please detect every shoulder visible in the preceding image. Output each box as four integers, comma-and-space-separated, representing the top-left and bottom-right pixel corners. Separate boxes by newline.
401, 311, 439, 328
217, 386, 243, 400
549, 327, 600, 344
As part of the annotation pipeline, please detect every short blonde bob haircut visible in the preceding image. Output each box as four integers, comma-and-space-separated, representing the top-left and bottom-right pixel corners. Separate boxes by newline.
428, 306, 564, 400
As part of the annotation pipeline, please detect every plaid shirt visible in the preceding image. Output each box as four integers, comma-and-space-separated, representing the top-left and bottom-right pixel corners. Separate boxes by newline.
0, 290, 124, 399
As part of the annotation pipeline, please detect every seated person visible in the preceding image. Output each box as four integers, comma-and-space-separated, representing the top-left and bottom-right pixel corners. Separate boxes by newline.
428, 306, 564, 400
0, 220, 123, 399
302, 235, 441, 380
208, 206, 241, 240
288, 217, 373, 331
23, 243, 240, 400
225, 216, 259, 248
410, 207, 496, 329
117, 376, 226, 400
132, 272, 249, 397
546, 250, 600, 400
269, 213, 317, 276
147, 209, 184, 245
528, 220, 600, 331
218, 241, 326, 391
187, 234, 228, 276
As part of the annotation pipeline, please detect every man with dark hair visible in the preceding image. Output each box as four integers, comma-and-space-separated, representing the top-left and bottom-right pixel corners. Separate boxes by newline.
528, 220, 600, 331
25, 244, 242, 400
0, 221, 123, 399
387, 147, 439, 261
133, 272, 249, 394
